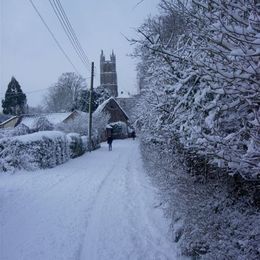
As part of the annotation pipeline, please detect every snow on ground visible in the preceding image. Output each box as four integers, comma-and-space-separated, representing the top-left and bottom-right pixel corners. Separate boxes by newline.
0, 139, 178, 260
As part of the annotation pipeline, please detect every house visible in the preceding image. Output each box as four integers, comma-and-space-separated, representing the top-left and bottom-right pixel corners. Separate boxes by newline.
116, 95, 140, 123
95, 97, 130, 139
19, 111, 81, 129
95, 97, 129, 124
0, 111, 82, 130
0, 116, 20, 129
0, 114, 13, 124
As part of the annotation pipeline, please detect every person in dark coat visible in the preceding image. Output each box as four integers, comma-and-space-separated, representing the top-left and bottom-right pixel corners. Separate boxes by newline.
106, 125, 113, 151
107, 135, 113, 151
131, 130, 136, 140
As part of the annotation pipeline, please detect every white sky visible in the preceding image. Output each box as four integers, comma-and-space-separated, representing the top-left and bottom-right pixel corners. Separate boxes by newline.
0, 0, 160, 108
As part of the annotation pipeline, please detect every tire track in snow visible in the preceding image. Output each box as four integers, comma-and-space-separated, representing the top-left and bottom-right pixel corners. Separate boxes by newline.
79, 140, 177, 260
1, 147, 122, 260
1, 140, 178, 260
75, 152, 122, 260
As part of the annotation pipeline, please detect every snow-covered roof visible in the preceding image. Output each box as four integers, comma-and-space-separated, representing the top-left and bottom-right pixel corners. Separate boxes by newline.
74, 110, 88, 116
0, 114, 13, 124
20, 112, 75, 128
0, 116, 19, 127
94, 97, 114, 114
94, 97, 129, 119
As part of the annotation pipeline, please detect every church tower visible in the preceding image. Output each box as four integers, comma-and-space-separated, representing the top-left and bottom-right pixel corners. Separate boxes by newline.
100, 50, 118, 97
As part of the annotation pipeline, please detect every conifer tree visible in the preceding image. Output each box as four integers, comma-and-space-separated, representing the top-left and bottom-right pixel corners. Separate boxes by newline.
2, 77, 27, 115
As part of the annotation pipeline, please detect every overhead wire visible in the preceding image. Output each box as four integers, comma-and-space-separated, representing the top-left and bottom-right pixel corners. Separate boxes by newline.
28, 0, 80, 74
48, 0, 91, 72
0, 76, 92, 97
52, 0, 89, 68
55, 0, 91, 68
1, 1, 94, 104
0, 87, 52, 98
49, 0, 87, 69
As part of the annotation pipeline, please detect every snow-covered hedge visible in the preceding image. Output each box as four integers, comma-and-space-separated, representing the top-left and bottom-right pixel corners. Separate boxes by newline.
67, 133, 85, 158
133, 0, 260, 258
140, 136, 260, 259
0, 131, 70, 172
0, 124, 30, 139
88, 134, 101, 151
134, 0, 260, 180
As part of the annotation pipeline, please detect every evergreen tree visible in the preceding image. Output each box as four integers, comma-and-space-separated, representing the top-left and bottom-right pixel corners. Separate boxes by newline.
2, 77, 27, 115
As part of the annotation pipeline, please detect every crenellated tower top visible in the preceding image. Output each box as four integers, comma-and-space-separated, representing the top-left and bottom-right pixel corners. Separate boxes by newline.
100, 50, 118, 97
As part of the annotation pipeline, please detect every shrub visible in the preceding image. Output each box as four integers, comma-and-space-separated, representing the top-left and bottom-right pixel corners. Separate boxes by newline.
0, 131, 70, 173
66, 133, 85, 158
0, 124, 30, 139
82, 134, 101, 152
33, 117, 54, 131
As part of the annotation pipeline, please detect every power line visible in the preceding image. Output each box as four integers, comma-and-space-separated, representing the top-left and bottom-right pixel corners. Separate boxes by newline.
48, 0, 91, 71
0, 76, 92, 97
49, 0, 91, 71
0, 87, 52, 97
28, 0, 80, 74
132, 0, 145, 10
55, 0, 91, 66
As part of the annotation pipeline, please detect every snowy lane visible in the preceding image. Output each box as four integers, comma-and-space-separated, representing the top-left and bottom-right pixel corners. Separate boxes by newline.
0, 140, 177, 260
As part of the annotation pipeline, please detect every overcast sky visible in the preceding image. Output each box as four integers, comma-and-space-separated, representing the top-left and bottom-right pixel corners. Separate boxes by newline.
0, 0, 160, 108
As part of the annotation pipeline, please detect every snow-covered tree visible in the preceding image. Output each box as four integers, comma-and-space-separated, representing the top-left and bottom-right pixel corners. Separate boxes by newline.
134, 0, 260, 180
93, 111, 110, 140
2, 77, 28, 115
33, 117, 54, 131
55, 112, 109, 140
28, 105, 45, 114
55, 114, 88, 135
133, 0, 260, 258
76, 87, 110, 113
44, 72, 110, 113
44, 72, 87, 112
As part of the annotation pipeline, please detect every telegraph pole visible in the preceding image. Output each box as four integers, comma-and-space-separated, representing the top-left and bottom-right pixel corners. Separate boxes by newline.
88, 62, 94, 151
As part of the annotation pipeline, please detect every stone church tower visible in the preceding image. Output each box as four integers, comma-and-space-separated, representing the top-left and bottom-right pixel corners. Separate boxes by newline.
100, 50, 118, 97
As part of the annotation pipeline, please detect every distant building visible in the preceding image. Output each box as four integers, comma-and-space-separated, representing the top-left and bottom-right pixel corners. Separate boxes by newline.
99, 50, 140, 125
95, 97, 128, 125
0, 114, 13, 125
116, 95, 140, 123
0, 116, 20, 129
95, 97, 129, 139
100, 50, 118, 97
0, 111, 82, 130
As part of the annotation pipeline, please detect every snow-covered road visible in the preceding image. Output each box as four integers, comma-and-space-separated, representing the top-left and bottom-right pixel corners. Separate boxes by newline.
0, 139, 177, 260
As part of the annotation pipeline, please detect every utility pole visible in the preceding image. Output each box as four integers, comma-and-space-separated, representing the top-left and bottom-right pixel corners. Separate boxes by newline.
88, 62, 94, 151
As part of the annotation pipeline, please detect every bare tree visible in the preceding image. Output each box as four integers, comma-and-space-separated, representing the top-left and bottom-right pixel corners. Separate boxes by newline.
44, 72, 87, 112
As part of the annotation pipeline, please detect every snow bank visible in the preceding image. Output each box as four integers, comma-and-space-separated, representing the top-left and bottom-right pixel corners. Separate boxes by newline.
0, 131, 70, 173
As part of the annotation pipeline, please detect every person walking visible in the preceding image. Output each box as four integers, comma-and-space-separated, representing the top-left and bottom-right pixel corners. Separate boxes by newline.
107, 135, 113, 151
132, 130, 136, 140
106, 124, 113, 151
